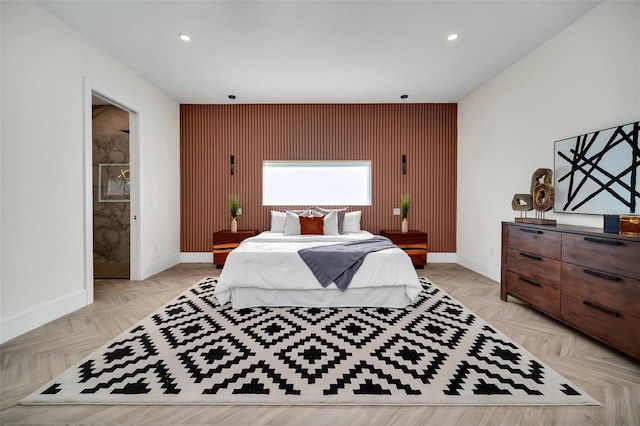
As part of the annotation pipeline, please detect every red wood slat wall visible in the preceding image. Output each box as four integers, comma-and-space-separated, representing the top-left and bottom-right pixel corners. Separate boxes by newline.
180, 104, 456, 253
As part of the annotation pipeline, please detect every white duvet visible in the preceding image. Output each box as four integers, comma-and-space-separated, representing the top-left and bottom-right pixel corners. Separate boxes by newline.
214, 231, 422, 305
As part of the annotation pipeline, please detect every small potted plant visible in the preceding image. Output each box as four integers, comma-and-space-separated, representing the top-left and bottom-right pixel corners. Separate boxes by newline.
228, 194, 241, 232
401, 194, 409, 233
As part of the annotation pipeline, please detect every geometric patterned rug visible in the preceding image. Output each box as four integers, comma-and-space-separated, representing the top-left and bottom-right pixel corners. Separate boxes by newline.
21, 277, 599, 406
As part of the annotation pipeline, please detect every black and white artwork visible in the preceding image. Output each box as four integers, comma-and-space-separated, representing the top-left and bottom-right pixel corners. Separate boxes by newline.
554, 121, 639, 215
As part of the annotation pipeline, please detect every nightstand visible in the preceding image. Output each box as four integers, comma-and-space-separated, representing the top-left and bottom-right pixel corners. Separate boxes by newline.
212, 230, 258, 268
380, 230, 428, 268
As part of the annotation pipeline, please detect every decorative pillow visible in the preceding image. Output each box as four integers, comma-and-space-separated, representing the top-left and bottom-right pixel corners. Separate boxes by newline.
285, 208, 322, 218
322, 210, 339, 235
270, 210, 287, 233
306, 209, 324, 218
343, 211, 362, 233
284, 210, 302, 235
300, 216, 324, 235
284, 208, 309, 215
313, 207, 348, 234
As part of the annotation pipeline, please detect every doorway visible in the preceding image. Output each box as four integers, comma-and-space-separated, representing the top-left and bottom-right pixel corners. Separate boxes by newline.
91, 95, 130, 279
83, 80, 141, 305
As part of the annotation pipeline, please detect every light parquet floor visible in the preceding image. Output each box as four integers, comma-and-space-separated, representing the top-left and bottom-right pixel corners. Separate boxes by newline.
1, 263, 639, 426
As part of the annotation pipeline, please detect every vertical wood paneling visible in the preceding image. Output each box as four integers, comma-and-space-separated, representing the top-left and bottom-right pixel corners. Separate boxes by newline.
180, 104, 457, 253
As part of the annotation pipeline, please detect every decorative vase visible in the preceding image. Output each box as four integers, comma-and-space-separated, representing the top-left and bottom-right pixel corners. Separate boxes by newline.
401, 218, 408, 233
231, 217, 238, 233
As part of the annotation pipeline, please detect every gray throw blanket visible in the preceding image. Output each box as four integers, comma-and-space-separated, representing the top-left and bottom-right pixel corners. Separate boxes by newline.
298, 236, 397, 291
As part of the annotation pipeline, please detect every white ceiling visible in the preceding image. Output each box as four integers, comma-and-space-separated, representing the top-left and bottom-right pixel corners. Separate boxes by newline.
39, 0, 601, 104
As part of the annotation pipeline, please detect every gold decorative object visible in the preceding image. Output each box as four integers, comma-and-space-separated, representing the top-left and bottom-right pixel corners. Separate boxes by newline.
513, 168, 556, 225
620, 215, 640, 236
533, 183, 554, 211
530, 168, 552, 196
511, 194, 533, 211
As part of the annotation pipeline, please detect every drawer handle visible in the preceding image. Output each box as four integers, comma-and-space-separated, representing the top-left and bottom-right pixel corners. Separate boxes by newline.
519, 228, 542, 234
518, 276, 542, 287
519, 252, 542, 261
584, 237, 621, 246
583, 268, 621, 282
583, 301, 621, 317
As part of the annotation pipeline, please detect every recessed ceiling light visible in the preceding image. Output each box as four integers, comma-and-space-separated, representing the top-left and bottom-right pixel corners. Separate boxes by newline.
400, 94, 408, 99
447, 33, 458, 41
179, 33, 191, 42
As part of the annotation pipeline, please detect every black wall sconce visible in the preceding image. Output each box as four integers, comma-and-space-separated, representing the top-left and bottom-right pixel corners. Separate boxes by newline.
230, 155, 235, 176
401, 154, 406, 175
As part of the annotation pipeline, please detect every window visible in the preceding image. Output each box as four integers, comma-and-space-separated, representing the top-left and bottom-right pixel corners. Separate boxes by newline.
263, 161, 371, 206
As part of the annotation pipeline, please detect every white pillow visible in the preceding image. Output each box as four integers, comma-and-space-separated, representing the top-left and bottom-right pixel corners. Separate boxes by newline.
343, 211, 362, 233
284, 210, 302, 235
270, 210, 286, 233
323, 210, 339, 235
313, 207, 348, 234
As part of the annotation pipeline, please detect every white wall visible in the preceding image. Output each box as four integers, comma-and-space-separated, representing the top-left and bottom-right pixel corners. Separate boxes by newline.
0, 1, 181, 343
457, 1, 640, 282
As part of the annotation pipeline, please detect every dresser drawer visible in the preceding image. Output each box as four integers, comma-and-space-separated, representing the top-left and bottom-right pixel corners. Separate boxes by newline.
506, 248, 561, 288
501, 221, 640, 360
505, 270, 560, 317
561, 292, 640, 359
562, 263, 640, 318
562, 233, 640, 280
380, 230, 428, 268
213, 249, 234, 266
212, 230, 258, 267
213, 230, 257, 245
507, 225, 561, 260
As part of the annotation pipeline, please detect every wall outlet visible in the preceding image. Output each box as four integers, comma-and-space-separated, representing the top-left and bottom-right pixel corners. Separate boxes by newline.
237, 208, 242, 216
393, 208, 400, 216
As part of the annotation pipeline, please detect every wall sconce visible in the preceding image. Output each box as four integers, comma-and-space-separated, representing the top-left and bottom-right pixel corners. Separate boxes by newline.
401, 154, 406, 175
230, 155, 235, 176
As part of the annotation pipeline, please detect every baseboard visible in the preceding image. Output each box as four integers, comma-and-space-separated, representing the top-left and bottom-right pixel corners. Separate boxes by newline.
180, 252, 213, 263
456, 254, 500, 283
1, 289, 87, 344
141, 253, 181, 280
427, 252, 457, 263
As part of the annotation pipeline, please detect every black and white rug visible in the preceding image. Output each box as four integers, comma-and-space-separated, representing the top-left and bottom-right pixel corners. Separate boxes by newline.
22, 278, 598, 406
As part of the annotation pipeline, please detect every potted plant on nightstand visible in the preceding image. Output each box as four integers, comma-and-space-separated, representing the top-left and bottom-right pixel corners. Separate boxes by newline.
228, 194, 241, 233
401, 194, 409, 233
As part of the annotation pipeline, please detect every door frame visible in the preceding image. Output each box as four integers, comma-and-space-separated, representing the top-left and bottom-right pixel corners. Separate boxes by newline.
83, 77, 142, 304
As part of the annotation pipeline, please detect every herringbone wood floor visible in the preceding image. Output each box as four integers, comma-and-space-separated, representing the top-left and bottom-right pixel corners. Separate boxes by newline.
1, 263, 638, 425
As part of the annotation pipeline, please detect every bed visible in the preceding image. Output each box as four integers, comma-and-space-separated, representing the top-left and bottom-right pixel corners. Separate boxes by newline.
214, 230, 422, 309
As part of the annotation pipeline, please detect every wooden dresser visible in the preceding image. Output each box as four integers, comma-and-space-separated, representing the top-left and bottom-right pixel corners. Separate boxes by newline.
212, 230, 258, 268
501, 221, 640, 360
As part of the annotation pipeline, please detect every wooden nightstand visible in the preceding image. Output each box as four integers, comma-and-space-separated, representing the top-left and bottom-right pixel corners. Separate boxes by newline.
212, 230, 258, 268
380, 230, 428, 268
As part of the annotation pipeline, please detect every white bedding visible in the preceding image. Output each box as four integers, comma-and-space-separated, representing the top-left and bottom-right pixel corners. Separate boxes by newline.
215, 231, 422, 307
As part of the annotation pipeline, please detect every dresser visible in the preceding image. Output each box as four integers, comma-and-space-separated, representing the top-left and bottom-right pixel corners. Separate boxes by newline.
501, 222, 640, 360
380, 230, 428, 268
212, 230, 258, 268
